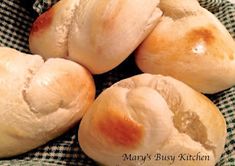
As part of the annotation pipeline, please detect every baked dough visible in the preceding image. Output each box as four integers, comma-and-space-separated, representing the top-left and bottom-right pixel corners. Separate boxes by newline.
135, 0, 235, 94
0, 47, 95, 158
78, 74, 226, 166
29, 0, 162, 74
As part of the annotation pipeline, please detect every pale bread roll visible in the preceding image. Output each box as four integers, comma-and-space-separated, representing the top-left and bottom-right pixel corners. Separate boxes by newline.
29, 0, 162, 74
78, 74, 226, 166
0, 47, 95, 158
68, 0, 162, 74
135, 0, 235, 94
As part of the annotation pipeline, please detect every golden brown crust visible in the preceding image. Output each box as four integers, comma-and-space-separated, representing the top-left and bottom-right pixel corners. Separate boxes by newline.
95, 109, 144, 149
30, 7, 54, 35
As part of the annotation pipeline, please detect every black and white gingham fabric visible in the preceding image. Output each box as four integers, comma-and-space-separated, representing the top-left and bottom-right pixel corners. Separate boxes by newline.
199, 0, 235, 38
0, 0, 34, 53
33, 0, 58, 14
0, 0, 235, 165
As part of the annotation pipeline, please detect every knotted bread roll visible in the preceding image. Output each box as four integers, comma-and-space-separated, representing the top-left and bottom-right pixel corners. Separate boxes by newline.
29, 0, 162, 74
135, 0, 235, 94
78, 74, 226, 166
0, 47, 95, 158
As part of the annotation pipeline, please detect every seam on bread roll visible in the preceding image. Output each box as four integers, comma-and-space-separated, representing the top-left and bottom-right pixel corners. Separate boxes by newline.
126, 87, 174, 149
64, 0, 81, 59
22, 63, 43, 115
150, 77, 216, 154
22, 58, 95, 117
159, 0, 202, 19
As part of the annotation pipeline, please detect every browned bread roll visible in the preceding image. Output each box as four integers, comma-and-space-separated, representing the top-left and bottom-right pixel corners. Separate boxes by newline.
29, 0, 162, 74
78, 74, 226, 166
135, 0, 235, 94
0, 47, 95, 158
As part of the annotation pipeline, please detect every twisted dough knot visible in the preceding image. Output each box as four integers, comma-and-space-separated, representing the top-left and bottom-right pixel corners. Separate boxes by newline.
78, 74, 226, 166
0, 47, 95, 158
135, 0, 235, 94
29, 0, 162, 74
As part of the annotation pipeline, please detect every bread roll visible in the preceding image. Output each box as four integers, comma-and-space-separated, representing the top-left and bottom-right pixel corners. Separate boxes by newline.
78, 74, 226, 166
0, 47, 95, 158
135, 0, 235, 94
29, 0, 162, 74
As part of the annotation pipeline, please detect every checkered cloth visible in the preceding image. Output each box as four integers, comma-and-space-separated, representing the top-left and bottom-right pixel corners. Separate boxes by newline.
0, 0, 235, 165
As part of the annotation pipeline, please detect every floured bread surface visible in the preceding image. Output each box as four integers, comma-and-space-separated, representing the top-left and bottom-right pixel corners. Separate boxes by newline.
29, 0, 79, 58
68, 0, 162, 74
29, 0, 162, 74
0, 47, 95, 158
78, 74, 226, 166
135, 0, 235, 94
